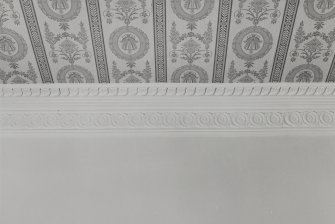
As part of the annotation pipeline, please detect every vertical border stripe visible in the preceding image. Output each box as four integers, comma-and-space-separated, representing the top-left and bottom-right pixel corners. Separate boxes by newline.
19, 0, 53, 83
86, 0, 110, 83
326, 55, 335, 82
270, 0, 300, 82
213, 0, 233, 83
153, 0, 167, 82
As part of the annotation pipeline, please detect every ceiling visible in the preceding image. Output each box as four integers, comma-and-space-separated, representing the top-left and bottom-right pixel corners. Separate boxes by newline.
0, 0, 335, 84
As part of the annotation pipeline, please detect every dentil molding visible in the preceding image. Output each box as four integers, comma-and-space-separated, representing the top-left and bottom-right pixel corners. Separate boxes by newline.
1, 83, 335, 135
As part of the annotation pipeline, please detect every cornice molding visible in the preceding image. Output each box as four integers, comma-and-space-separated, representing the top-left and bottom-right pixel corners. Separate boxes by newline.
1, 83, 335, 97
1, 84, 335, 135
1, 111, 334, 130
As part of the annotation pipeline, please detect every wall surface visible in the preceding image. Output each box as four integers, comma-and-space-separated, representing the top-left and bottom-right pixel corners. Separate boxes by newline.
1, 135, 335, 224
1, 0, 335, 84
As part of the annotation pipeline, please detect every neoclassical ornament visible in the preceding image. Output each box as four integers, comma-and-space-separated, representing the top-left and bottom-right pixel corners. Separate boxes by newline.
270, 0, 300, 82
171, 64, 208, 83
232, 26, 273, 61
19, 0, 54, 83
0, 62, 37, 84
291, 21, 335, 63
171, 0, 215, 22
103, 0, 150, 25
170, 21, 213, 63
153, 0, 167, 82
57, 65, 94, 83
285, 64, 323, 82
111, 60, 152, 83
0, 0, 21, 26
44, 22, 91, 64
304, 0, 335, 21
235, 0, 281, 25
109, 26, 149, 62
38, 0, 81, 22
227, 60, 268, 83
0, 28, 27, 62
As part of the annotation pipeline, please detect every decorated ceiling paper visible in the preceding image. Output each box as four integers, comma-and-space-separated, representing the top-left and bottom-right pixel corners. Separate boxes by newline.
0, 0, 335, 84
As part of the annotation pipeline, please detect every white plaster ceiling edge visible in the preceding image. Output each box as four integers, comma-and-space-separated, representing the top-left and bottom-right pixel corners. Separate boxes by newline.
1, 83, 335, 97
1, 83, 335, 136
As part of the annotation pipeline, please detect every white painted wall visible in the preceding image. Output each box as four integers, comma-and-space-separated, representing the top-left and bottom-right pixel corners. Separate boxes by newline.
1, 135, 335, 224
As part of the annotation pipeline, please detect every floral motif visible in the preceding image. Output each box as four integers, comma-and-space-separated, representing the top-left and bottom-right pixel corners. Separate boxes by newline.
235, 0, 281, 25
228, 60, 268, 83
103, 0, 150, 24
0, 62, 37, 84
291, 21, 335, 63
1, 0, 335, 83
111, 60, 151, 83
169, 0, 213, 83
0, 0, 20, 27
231, 0, 277, 80
45, 22, 91, 64
169, 21, 213, 63
105, 0, 151, 82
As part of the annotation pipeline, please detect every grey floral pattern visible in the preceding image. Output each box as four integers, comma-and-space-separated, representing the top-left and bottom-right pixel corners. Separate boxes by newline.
105, 0, 152, 83
0, 62, 37, 83
230, 0, 279, 83
0, 0, 335, 83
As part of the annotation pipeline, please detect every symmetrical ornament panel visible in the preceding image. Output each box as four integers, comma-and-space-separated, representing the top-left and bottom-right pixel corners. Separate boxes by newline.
0, 0, 41, 84
1, 0, 335, 84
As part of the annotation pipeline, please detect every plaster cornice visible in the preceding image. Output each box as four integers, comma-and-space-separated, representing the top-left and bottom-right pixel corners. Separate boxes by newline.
1, 83, 335, 97
1, 84, 335, 135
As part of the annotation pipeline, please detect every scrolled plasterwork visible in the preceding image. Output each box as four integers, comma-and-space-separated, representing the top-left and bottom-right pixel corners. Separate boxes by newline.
1, 111, 334, 130
1, 84, 335, 133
